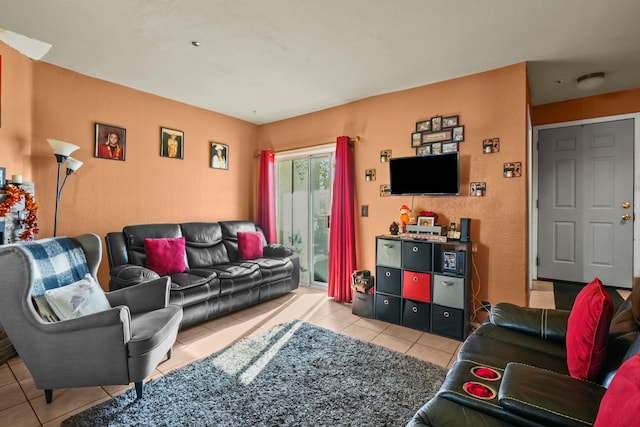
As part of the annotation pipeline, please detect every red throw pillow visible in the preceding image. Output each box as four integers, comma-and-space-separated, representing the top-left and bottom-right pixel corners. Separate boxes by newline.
594, 354, 640, 426
144, 237, 186, 275
237, 231, 263, 260
566, 277, 614, 381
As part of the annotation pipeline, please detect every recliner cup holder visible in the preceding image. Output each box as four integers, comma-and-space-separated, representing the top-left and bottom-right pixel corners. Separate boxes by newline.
470, 366, 501, 381
463, 381, 497, 400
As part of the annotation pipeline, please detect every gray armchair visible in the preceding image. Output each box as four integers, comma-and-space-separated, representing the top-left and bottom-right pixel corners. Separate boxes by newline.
0, 233, 183, 403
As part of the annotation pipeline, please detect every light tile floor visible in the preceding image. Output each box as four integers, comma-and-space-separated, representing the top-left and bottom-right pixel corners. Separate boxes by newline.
1, 282, 622, 427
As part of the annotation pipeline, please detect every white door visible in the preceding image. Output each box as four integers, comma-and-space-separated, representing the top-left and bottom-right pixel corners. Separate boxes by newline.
537, 119, 634, 287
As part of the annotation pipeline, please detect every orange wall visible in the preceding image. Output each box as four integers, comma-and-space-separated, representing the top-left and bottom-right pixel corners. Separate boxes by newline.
2, 39, 532, 305
259, 63, 531, 306
1, 42, 259, 284
531, 88, 640, 125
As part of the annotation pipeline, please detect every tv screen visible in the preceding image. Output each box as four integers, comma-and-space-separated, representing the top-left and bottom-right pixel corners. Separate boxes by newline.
389, 152, 460, 196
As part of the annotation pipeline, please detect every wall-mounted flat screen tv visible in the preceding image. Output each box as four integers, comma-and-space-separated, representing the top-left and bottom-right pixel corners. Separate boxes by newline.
389, 152, 460, 196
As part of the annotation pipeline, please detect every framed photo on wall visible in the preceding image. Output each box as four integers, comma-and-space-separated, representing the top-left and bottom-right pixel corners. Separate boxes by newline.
94, 123, 126, 161
210, 142, 229, 170
160, 127, 184, 159
0, 167, 5, 188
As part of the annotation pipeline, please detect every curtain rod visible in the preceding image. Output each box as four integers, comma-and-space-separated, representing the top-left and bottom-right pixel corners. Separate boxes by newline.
254, 136, 361, 157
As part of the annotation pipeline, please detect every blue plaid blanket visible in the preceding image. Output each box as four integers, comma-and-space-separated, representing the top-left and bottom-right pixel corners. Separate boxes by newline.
18, 237, 90, 297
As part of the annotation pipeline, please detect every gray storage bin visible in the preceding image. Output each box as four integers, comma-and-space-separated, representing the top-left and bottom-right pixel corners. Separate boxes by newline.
376, 238, 402, 268
432, 274, 465, 309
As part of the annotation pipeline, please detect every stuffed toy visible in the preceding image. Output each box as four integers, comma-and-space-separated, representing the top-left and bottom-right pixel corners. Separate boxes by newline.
399, 205, 411, 232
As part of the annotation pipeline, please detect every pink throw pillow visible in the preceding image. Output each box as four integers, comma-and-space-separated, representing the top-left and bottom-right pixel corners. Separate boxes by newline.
594, 354, 640, 426
566, 277, 614, 381
144, 237, 186, 275
237, 231, 263, 260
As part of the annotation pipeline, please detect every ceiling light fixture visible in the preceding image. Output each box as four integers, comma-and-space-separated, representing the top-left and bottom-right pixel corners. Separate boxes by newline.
191, 41, 200, 47
577, 72, 605, 90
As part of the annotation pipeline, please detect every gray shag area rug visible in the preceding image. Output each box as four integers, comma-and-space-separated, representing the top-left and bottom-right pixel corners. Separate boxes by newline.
62, 321, 447, 426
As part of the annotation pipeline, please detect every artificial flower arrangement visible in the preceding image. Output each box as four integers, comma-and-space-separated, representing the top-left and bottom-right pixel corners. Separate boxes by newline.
0, 184, 39, 241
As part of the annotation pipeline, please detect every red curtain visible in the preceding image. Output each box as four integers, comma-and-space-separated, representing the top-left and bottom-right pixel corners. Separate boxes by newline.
328, 136, 356, 302
257, 150, 276, 243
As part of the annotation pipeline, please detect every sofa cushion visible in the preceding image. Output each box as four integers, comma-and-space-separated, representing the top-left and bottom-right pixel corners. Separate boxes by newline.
247, 257, 294, 282
211, 262, 262, 296
124, 223, 183, 267
594, 354, 640, 427
238, 231, 264, 260
566, 277, 614, 381
44, 274, 111, 320
144, 237, 186, 275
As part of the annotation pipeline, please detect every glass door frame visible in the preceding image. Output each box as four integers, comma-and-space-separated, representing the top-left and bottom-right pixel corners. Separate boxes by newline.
275, 144, 335, 289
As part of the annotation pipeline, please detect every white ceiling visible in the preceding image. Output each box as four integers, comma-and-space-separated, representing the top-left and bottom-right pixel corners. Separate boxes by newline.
1, 0, 639, 124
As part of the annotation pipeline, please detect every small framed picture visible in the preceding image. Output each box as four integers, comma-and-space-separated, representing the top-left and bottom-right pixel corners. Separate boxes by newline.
411, 132, 422, 147
443, 142, 458, 153
442, 115, 459, 128
365, 169, 376, 181
432, 142, 442, 154
160, 127, 184, 159
483, 137, 500, 154
416, 120, 431, 132
442, 250, 457, 271
380, 184, 391, 197
94, 123, 126, 161
210, 142, 228, 170
431, 116, 443, 131
417, 216, 436, 227
416, 145, 431, 156
422, 129, 452, 144
470, 182, 486, 196
0, 167, 5, 188
380, 149, 392, 162
452, 125, 464, 142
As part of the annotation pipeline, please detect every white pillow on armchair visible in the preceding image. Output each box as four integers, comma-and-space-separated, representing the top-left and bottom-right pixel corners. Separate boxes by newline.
44, 274, 111, 320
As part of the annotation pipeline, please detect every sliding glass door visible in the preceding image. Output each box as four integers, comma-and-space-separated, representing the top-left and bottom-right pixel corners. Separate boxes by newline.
275, 148, 334, 288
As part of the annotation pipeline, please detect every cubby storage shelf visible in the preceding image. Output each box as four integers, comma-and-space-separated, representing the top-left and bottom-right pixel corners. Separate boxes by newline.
374, 235, 472, 341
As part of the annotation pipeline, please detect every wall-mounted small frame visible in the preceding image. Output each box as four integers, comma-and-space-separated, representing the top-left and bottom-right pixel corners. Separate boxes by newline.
365, 169, 376, 181
0, 167, 5, 188
431, 142, 442, 154
160, 127, 184, 159
95, 123, 126, 161
483, 137, 500, 154
380, 150, 392, 162
453, 125, 464, 142
416, 120, 431, 132
411, 132, 421, 147
380, 184, 391, 197
470, 182, 486, 196
210, 142, 229, 170
442, 115, 459, 128
431, 116, 443, 131
443, 142, 458, 153
422, 129, 452, 144
416, 145, 431, 156
503, 162, 522, 178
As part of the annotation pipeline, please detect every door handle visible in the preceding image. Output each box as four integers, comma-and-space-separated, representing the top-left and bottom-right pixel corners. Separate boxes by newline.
622, 214, 631, 221
622, 202, 631, 209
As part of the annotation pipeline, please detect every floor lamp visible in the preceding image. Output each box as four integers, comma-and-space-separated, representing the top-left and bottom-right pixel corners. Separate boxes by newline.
47, 139, 83, 237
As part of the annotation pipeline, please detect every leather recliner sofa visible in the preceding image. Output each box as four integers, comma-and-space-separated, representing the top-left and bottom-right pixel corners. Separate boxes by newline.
408, 280, 640, 426
105, 220, 300, 329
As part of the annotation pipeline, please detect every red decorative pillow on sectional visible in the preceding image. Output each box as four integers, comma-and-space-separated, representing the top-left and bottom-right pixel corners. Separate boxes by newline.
237, 231, 263, 260
594, 354, 640, 426
566, 277, 614, 381
144, 237, 186, 275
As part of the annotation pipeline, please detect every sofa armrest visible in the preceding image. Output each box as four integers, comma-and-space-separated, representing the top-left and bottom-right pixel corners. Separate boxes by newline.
106, 277, 170, 314
499, 362, 605, 427
108, 264, 161, 291
263, 244, 294, 258
490, 303, 569, 343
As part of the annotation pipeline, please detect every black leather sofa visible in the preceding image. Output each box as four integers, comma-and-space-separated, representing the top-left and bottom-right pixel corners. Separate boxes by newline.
408, 281, 640, 426
105, 220, 300, 329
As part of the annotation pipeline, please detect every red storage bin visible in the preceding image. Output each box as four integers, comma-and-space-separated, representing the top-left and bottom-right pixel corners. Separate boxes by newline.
402, 270, 431, 302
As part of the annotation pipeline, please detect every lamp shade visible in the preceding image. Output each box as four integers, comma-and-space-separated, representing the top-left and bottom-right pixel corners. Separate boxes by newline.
65, 157, 84, 172
47, 139, 79, 157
